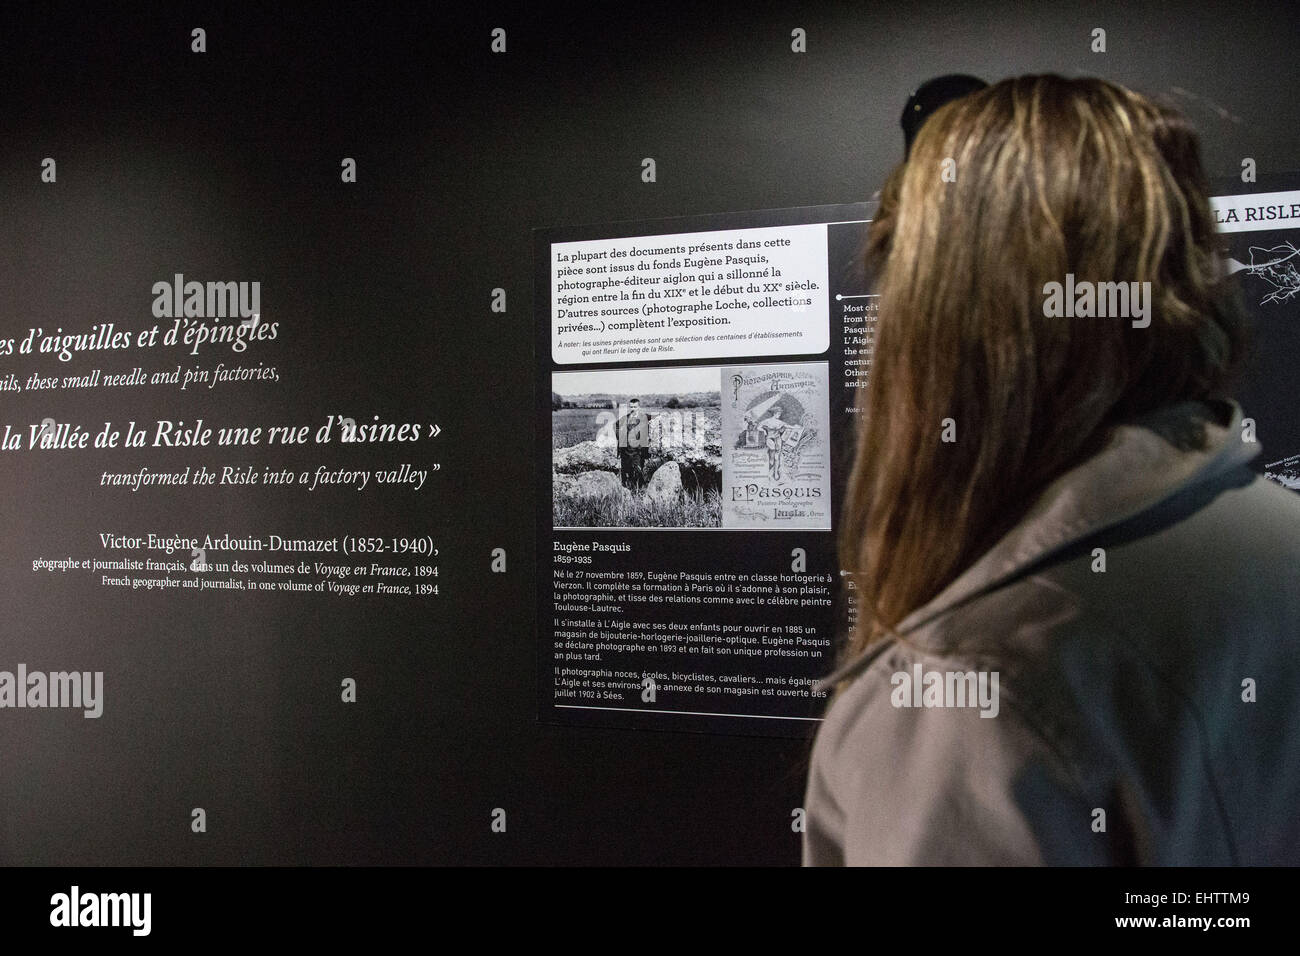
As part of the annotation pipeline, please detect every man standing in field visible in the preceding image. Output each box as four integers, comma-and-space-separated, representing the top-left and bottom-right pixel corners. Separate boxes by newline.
615, 397, 651, 490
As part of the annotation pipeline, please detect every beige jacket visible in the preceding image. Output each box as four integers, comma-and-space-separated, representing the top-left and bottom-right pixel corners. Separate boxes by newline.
804, 399, 1300, 865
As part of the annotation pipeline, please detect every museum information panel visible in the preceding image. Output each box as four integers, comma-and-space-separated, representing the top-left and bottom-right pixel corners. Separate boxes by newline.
535, 203, 874, 736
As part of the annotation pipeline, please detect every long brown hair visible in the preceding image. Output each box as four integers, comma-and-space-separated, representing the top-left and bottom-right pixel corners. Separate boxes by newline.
840, 74, 1246, 660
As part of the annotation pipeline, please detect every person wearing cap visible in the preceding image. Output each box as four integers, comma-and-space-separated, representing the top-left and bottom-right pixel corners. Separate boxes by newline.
615, 397, 651, 490
805, 75, 1300, 866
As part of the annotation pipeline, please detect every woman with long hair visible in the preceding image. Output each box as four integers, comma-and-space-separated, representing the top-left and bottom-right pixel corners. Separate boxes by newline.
804, 74, 1300, 865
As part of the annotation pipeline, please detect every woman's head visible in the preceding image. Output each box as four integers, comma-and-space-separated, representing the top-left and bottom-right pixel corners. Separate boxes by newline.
842, 74, 1246, 654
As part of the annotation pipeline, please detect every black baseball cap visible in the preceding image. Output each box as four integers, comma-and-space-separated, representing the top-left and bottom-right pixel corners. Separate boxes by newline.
902, 74, 989, 157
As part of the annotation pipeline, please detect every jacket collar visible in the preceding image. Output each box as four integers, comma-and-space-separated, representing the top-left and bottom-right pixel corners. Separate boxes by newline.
816, 399, 1258, 691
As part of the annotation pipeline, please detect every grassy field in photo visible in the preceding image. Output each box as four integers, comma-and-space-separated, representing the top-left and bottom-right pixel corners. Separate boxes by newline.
551, 402, 723, 528
553, 485, 722, 528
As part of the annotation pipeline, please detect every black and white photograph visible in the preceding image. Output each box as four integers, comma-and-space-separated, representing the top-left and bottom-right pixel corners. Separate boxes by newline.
551, 366, 723, 528
3, 0, 1299, 940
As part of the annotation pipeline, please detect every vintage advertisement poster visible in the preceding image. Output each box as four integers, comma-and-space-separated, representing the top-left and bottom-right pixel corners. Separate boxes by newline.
720, 361, 831, 530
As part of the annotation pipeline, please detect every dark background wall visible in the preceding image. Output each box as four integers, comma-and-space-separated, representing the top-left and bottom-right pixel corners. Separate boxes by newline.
0, 0, 1296, 865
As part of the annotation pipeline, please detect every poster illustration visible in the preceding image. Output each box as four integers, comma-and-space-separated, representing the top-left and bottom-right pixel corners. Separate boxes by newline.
721, 361, 831, 529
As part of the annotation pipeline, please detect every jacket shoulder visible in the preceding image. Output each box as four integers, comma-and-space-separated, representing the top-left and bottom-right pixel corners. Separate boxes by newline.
808, 470, 1300, 866
805, 638, 1119, 865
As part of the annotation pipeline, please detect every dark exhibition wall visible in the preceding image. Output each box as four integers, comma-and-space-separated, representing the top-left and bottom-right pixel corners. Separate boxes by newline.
1, 0, 1298, 867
